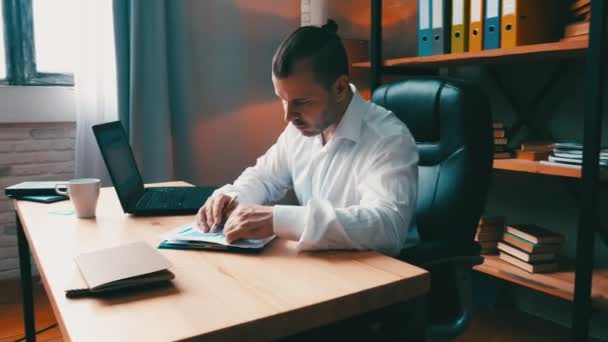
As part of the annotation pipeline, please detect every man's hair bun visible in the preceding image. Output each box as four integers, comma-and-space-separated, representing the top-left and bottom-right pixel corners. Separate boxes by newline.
322, 19, 338, 34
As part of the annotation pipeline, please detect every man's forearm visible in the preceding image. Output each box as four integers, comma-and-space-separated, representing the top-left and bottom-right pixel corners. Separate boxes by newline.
272, 199, 410, 256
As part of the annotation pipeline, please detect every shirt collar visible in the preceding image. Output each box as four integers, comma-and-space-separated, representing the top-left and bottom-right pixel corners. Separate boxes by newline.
332, 84, 366, 143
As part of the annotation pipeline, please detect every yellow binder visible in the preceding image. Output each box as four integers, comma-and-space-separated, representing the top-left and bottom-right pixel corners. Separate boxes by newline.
469, 0, 484, 52
501, 0, 562, 49
451, 0, 470, 53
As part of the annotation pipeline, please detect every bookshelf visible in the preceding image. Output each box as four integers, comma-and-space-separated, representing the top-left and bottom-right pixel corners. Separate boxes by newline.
475, 256, 608, 311
363, 0, 606, 340
353, 39, 588, 69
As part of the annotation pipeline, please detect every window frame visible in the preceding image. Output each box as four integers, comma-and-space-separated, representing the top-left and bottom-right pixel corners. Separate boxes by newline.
1, 0, 74, 86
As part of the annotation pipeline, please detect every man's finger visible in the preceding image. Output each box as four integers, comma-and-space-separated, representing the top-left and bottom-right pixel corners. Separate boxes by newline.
225, 226, 245, 243
223, 207, 237, 225
197, 207, 209, 232
226, 224, 269, 243
201, 210, 210, 232
212, 196, 229, 226
226, 198, 238, 212
223, 214, 237, 234
205, 201, 215, 228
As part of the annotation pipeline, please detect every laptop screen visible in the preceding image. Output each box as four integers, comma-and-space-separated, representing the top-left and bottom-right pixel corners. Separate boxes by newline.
93, 121, 145, 210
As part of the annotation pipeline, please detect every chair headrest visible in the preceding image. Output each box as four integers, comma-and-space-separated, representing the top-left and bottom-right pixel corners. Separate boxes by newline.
372, 78, 442, 143
372, 77, 492, 166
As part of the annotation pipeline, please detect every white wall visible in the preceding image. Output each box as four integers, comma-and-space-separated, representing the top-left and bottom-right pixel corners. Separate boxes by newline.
0, 86, 76, 123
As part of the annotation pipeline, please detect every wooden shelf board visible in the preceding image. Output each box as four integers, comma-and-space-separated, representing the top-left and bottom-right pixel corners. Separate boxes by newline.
352, 40, 588, 69
493, 158, 582, 178
493, 158, 608, 180
474, 255, 608, 310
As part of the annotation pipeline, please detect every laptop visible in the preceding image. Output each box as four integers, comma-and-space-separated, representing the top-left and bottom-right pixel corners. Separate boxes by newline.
93, 121, 217, 215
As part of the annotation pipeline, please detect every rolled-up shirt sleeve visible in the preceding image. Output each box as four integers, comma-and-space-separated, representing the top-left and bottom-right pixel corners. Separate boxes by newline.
273, 134, 418, 256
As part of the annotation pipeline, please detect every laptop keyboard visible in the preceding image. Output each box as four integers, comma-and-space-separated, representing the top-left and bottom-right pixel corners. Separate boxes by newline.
138, 188, 196, 209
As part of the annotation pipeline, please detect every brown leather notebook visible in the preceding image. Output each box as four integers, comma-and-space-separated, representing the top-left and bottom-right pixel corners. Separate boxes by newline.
66, 241, 174, 298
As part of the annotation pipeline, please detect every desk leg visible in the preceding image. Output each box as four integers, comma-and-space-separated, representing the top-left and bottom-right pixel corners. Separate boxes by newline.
17, 212, 36, 342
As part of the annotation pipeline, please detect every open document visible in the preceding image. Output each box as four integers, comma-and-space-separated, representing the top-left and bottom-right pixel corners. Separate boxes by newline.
158, 223, 276, 252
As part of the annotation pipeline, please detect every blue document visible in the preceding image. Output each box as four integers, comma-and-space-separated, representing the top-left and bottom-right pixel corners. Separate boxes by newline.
418, 0, 433, 56
483, 0, 501, 49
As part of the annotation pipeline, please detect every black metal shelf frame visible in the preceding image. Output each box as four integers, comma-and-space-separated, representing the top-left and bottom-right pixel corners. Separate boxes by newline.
573, 0, 606, 340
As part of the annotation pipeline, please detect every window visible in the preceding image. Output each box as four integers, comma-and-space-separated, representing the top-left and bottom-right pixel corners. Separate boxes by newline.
1, 0, 77, 86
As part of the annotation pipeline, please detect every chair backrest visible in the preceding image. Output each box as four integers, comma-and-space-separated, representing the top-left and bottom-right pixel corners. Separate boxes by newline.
372, 78, 493, 242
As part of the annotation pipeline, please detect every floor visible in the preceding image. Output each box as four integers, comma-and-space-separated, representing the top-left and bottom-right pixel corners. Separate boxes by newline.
0, 279, 601, 342
454, 306, 602, 342
0, 280, 62, 342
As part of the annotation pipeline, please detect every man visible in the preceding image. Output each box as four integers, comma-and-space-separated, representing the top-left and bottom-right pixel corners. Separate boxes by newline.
197, 24, 418, 256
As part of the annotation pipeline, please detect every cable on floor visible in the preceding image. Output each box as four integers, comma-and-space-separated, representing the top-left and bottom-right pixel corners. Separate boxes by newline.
13, 322, 59, 342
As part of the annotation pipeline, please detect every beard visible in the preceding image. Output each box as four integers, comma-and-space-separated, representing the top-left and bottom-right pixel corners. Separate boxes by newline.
294, 98, 340, 137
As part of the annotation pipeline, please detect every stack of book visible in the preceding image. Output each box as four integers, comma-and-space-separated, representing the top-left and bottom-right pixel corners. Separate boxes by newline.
515, 141, 553, 161
493, 123, 511, 159
476, 216, 505, 255
540, 142, 608, 168
562, 0, 590, 42
498, 224, 564, 273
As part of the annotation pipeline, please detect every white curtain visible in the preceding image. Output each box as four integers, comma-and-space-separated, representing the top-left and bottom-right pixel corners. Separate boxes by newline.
74, 0, 117, 184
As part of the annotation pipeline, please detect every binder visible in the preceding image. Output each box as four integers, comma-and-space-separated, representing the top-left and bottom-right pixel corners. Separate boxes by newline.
451, 0, 470, 53
501, 0, 562, 49
431, 0, 451, 55
418, 0, 433, 56
5, 181, 65, 196
483, 0, 501, 50
469, 0, 484, 52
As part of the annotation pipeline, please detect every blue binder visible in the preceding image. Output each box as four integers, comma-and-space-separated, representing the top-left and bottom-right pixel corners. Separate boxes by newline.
483, 0, 501, 49
418, 0, 433, 56
431, 0, 452, 55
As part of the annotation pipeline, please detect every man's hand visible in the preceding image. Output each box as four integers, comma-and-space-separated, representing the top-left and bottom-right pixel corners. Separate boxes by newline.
223, 205, 274, 243
196, 194, 239, 232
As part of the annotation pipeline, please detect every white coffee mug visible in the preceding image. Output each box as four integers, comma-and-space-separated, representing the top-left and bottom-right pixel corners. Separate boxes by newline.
55, 178, 101, 218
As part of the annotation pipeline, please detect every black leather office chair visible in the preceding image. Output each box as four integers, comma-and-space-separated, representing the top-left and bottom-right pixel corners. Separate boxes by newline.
372, 78, 493, 339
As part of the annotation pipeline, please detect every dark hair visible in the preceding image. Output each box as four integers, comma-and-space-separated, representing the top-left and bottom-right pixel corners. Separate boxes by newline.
272, 20, 349, 88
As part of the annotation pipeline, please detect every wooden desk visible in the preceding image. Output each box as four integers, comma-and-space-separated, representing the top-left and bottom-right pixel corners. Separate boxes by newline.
15, 182, 429, 341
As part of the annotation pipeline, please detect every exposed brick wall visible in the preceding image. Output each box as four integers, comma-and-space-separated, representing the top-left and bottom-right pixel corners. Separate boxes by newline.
0, 123, 75, 280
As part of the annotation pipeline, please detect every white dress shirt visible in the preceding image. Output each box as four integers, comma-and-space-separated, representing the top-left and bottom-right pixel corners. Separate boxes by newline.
213, 85, 418, 256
